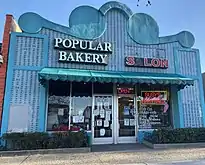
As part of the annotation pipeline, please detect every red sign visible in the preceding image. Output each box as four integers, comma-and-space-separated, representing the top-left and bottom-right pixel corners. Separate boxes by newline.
141, 91, 168, 105
141, 100, 165, 105
117, 87, 134, 94
125, 57, 168, 69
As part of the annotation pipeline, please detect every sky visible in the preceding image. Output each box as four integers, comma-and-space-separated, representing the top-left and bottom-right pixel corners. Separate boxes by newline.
0, 0, 205, 72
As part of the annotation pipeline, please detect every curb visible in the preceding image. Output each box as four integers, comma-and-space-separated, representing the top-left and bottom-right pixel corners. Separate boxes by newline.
143, 140, 205, 149
0, 147, 91, 157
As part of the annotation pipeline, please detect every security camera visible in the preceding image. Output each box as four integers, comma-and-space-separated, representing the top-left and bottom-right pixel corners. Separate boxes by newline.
0, 54, 3, 64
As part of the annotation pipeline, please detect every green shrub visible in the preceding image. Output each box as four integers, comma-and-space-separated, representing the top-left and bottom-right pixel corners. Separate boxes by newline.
2, 131, 88, 151
144, 128, 205, 144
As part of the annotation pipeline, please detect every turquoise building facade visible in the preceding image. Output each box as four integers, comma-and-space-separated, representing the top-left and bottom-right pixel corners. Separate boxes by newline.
1, 1, 204, 144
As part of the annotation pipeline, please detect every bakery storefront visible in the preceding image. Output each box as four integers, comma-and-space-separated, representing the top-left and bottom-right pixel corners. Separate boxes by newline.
1, 1, 205, 145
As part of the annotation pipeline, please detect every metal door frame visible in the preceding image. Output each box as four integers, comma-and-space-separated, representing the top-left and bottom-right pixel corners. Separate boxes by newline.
116, 92, 138, 144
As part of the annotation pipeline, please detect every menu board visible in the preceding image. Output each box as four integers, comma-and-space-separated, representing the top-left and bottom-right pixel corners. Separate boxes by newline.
138, 104, 170, 129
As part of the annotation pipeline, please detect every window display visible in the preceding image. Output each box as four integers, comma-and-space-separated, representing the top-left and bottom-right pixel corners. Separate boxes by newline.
70, 96, 92, 131
47, 81, 70, 131
47, 81, 92, 132
138, 90, 171, 129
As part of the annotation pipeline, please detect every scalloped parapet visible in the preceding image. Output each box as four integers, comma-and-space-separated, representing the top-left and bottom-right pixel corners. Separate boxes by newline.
18, 1, 195, 48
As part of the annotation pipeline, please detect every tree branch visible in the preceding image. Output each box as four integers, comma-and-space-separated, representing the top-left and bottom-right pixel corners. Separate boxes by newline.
137, 0, 151, 6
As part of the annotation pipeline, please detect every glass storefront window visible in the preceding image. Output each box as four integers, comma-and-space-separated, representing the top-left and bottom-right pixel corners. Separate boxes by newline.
137, 88, 172, 129
47, 81, 70, 131
70, 82, 92, 131
138, 103, 171, 129
47, 81, 92, 132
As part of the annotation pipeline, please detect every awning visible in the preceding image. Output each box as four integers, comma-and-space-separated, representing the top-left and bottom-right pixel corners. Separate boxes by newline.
38, 68, 194, 89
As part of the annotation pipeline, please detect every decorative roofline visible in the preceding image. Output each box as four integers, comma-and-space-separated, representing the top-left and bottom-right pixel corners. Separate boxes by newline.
17, 1, 195, 48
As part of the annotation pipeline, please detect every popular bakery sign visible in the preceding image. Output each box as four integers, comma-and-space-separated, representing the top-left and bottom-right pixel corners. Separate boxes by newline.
125, 57, 168, 69
54, 38, 112, 65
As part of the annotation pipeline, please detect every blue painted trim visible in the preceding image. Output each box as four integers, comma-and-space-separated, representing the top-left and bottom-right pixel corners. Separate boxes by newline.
1, 34, 16, 135
1, 32, 48, 134
174, 47, 204, 128
195, 49, 205, 126
38, 82, 48, 132
38, 35, 49, 132
173, 48, 184, 128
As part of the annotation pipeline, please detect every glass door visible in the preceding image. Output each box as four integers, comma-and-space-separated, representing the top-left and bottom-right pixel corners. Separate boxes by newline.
117, 95, 137, 143
92, 95, 113, 145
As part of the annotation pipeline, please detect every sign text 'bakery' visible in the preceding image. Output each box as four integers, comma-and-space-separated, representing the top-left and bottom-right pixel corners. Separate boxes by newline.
54, 38, 112, 65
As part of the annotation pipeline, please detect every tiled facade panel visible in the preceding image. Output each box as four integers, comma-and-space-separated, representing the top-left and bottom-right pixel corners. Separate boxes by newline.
181, 80, 203, 127
8, 36, 44, 132
177, 50, 198, 76
177, 50, 202, 127
10, 70, 40, 132
40, 9, 180, 74
15, 36, 44, 67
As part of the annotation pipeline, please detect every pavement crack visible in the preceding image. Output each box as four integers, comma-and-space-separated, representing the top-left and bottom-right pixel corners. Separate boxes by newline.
19, 154, 30, 165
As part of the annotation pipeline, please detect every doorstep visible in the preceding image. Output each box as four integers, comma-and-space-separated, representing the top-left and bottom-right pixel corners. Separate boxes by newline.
0, 147, 91, 157
143, 140, 205, 149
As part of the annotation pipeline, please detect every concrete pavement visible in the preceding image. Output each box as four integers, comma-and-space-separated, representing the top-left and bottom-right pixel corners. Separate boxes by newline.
1, 148, 205, 164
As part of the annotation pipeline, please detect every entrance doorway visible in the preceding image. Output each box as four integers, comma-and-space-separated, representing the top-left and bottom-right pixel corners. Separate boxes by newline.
117, 95, 137, 143
92, 94, 138, 145
92, 95, 113, 145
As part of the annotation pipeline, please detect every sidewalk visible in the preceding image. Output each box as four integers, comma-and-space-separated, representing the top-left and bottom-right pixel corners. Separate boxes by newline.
1, 148, 205, 165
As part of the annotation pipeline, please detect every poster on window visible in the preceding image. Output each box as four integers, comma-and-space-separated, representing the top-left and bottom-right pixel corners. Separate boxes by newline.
73, 116, 84, 123
100, 109, 105, 118
58, 108, 64, 116
104, 100, 110, 110
96, 119, 103, 126
123, 106, 130, 115
104, 120, 109, 127
105, 111, 111, 121
94, 109, 99, 116
124, 118, 130, 126
129, 119, 135, 126
100, 128, 105, 136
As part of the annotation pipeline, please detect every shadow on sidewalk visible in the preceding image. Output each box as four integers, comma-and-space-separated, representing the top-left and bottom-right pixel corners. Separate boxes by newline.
91, 143, 151, 152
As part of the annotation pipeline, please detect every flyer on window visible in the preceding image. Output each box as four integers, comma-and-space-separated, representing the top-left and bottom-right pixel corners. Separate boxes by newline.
100, 109, 105, 118
78, 116, 84, 123
123, 106, 130, 115
58, 108, 64, 116
100, 128, 105, 136
105, 111, 111, 121
124, 118, 130, 126
93, 109, 99, 116
96, 119, 103, 126
130, 119, 135, 126
104, 120, 109, 127
104, 101, 110, 110
73, 116, 79, 123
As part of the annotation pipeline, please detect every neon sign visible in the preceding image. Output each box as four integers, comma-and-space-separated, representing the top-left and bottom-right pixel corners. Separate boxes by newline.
140, 91, 168, 105
125, 57, 168, 69
117, 87, 134, 94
